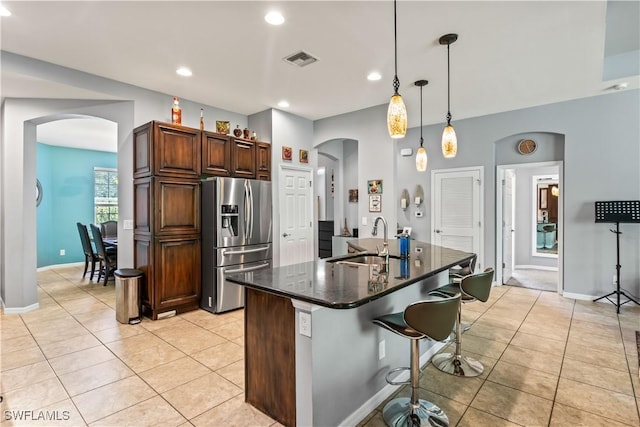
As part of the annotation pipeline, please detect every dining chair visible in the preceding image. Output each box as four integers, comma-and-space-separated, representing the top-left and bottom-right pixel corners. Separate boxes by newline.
76, 222, 99, 280
90, 223, 117, 285
100, 220, 117, 239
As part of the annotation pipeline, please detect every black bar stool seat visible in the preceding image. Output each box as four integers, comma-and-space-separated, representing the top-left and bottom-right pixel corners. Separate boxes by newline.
373, 293, 460, 427
430, 268, 494, 377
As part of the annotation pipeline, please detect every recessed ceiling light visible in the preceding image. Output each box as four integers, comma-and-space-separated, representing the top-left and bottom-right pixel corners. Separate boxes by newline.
278, 100, 290, 108
176, 67, 192, 77
0, 6, 11, 16
367, 72, 382, 81
265, 11, 284, 25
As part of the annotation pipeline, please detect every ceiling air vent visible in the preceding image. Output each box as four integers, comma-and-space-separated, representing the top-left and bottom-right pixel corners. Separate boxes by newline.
283, 50, 318, 67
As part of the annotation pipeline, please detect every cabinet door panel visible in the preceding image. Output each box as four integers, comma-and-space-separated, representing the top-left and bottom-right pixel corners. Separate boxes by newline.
153, 122, 201, 178
202, 132, 231, 176
155, 178, 201, 235
256, 142, 271, 181
155, 237, 201, 309
231, 139, 256, 178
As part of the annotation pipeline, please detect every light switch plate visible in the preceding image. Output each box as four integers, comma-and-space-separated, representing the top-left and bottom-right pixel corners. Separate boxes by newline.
123, 220, 134, 230
362, 216, 368, 226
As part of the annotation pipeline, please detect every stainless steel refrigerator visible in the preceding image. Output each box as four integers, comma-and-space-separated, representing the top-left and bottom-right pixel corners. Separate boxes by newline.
201, 177, 272, 313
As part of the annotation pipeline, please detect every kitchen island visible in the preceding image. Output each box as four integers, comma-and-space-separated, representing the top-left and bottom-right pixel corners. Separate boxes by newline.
227, 238, 474, 426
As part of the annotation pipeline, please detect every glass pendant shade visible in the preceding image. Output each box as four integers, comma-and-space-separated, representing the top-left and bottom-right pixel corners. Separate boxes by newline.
416, 146, 427, 171
441, 125, 458, 158
387, 94, 407, 138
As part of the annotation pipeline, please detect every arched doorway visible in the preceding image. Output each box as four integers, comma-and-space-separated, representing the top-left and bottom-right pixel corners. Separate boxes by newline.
1, 99, 133, 312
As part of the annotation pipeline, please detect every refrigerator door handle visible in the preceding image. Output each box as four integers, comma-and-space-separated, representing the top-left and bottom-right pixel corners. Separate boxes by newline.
221, 247, 269, 256
247, 180, 254, 238
243, 180, 250, 239
225, 262, 270, 274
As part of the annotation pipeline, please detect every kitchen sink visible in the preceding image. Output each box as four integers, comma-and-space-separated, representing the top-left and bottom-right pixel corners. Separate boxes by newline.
329, 253, 399, 266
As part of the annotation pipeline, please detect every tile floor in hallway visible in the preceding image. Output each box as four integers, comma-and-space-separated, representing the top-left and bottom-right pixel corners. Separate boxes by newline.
0, 264, 638, 426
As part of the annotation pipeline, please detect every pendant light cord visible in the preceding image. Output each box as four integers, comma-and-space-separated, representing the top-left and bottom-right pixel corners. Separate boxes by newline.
420, 85, 424, 147
446, 42, 452, 125
392, 0, 400, 95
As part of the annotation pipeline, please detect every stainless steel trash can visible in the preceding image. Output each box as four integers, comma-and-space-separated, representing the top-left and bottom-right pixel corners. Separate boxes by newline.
114, 268, 143, 324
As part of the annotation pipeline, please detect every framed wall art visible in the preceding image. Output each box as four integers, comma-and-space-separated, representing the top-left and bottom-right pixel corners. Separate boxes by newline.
282, 146, 292, 161
369, 194, 381, 212
300, 149, 309, 163
348, 189, 358, 203
368, 179, 383, 194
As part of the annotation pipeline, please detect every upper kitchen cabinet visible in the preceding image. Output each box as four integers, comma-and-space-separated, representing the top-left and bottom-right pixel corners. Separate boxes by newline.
134, 121, 201, 179
202, 131, 231, 177
256, 142, 271, 181
231, 138, 256, 179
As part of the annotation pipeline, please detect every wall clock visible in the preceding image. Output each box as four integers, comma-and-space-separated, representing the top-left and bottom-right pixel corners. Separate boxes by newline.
36, 179, 43, 207
517, 139, 537, 155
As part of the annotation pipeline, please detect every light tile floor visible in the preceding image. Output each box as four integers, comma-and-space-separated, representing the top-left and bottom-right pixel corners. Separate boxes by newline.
1, 265, 639, 426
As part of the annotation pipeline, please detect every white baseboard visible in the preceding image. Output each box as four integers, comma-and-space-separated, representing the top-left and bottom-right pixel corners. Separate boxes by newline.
37, 262, 84, 271
1, 300, 40, 314
514, 265, 558, 272
338, 341, 447, 427
562, 292, 597, 301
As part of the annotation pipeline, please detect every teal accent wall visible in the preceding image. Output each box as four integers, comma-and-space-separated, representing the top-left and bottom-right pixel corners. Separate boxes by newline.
36, 143, 117, 267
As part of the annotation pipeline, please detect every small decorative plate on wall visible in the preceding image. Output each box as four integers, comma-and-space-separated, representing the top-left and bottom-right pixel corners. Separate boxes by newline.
517, 139, 537, 155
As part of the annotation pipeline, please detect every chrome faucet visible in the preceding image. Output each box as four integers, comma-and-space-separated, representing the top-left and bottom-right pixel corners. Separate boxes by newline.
373, 216, 389, 265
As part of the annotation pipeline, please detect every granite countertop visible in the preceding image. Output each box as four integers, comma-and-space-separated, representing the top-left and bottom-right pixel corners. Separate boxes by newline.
227, 238, 475, 309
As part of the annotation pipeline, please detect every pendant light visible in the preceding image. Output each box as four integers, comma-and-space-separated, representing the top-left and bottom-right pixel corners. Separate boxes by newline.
414, 79, 428, 172
440, 33, 458, 158
387, 0, 407, 139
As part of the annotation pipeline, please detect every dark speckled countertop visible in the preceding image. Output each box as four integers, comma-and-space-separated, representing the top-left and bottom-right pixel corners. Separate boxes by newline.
227, 238, 474, 309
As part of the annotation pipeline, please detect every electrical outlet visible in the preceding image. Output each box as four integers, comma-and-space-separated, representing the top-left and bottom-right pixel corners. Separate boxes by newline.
613, 274, 617, 285
378, 340, 386, 360
299, 312, 311, 337
59, 249, 65, 256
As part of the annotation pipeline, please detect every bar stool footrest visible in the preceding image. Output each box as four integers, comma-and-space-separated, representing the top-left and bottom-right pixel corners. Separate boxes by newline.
385, 366, 411, 386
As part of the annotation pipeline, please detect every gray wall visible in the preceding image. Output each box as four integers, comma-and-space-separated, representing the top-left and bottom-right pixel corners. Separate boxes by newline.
316, 90, 640, 297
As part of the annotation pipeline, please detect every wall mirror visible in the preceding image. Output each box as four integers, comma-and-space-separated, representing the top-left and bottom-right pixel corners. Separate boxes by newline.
534, 175, 558, 256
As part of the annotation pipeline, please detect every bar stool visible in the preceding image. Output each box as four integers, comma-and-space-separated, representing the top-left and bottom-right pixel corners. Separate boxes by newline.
430, 268, 494, 377
373, 293, 460, 427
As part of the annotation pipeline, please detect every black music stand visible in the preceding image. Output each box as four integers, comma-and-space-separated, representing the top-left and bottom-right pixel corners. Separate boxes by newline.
593, 201, 640, 313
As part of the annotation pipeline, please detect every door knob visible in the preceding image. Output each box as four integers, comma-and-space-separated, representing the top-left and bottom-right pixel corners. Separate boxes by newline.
282, 233, 291, 237
434, 229, 441, 234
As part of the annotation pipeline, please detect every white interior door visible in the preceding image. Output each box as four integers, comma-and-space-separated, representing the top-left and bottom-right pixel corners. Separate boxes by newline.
279, 166, 314, 267
502, 169, 515, 282
431, 167, 483, 270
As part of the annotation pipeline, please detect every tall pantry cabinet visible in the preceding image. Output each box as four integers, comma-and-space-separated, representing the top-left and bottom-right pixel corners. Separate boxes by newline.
133, 120, 272, 319
133, 121, 202, 319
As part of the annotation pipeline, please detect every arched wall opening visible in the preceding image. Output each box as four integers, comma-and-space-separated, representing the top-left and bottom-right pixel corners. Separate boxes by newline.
1, 99, 133, 312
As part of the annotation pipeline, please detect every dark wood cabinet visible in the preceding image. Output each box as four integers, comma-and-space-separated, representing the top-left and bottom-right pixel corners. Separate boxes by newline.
202, 131, 231, 177
134, 121, 201, 179
134, 176, 200, 236
135, 235, 201, 319
256, 142, 271, 181
231, 138, 256, 178
134, 121, 202, 320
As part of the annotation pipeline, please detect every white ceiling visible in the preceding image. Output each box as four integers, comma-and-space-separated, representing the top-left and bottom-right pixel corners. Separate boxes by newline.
1, 1, 638, 151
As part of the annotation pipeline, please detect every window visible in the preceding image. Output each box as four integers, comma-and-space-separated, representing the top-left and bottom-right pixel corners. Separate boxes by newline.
94, 168, 118, 223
